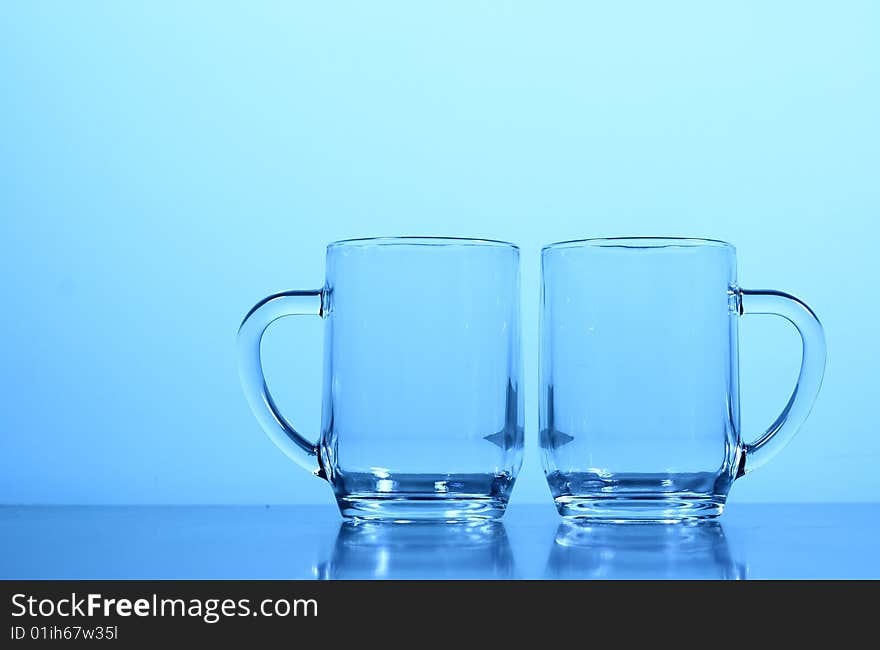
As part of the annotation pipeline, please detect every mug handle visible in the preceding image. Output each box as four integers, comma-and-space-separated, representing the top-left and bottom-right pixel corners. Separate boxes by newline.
237, 289, 326, 477
736, 288, 826, 476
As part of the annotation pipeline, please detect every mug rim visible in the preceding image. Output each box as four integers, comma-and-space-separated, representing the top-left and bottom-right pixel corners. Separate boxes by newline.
328, 236, 518, 249
543, 237, 735, 252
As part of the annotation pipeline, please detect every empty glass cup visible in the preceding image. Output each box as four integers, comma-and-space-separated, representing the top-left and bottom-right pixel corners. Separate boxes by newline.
541, 237, 825, 521
238, 237, 523, 521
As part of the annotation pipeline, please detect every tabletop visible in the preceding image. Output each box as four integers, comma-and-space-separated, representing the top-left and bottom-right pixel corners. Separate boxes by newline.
1, 503, 876, 580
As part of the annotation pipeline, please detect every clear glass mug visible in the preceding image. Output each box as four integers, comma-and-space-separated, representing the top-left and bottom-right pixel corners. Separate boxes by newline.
238, 237, 523, 521
541, 237, 826, 522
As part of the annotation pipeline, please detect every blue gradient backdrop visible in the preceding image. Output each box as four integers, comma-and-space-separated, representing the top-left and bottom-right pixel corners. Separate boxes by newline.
1, 2, 877, 505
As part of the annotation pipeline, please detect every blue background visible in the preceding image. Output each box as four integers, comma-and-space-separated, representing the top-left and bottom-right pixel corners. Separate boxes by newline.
1, 2, 877, 506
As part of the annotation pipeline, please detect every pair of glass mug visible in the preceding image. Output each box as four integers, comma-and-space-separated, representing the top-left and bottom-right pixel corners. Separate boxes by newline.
238, 237, 825, 523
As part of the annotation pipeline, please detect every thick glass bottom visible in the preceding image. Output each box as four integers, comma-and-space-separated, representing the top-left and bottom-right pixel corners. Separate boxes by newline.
547, 471, 731, 522
554, 496, 725, 522
333, 472, 514, 522
337, 496, 508, 522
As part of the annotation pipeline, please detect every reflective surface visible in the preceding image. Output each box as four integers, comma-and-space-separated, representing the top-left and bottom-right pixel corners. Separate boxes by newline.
548, 521, 745, 579
1, 504, 877, 579
316, 521, 515, 580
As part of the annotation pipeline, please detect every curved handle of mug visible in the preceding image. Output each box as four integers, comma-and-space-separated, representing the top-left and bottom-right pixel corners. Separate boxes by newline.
736, 288, 826, 476
237, 289, 326, 478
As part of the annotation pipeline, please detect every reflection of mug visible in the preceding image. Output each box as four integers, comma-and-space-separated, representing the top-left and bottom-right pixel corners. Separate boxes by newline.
541, 238, 826, 521
547, 521, 746, 580
316, 522, 515, 580
238, 237, 523, 522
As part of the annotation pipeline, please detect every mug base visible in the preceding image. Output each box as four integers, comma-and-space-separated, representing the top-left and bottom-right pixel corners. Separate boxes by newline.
337, 496, 508, 523
554, 496, 725, 523
332, 471, 514, 522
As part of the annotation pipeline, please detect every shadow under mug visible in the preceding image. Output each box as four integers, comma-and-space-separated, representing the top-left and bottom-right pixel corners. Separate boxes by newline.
541, 237, 826, 522
238, 237, 523, 522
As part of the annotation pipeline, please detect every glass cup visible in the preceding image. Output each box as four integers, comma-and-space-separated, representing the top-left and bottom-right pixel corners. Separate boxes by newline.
540, 237, 825, 522
238, 237, 523, 521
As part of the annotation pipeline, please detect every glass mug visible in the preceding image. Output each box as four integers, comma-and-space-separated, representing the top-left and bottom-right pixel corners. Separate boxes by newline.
238, 237, 523, 521
541, 237, 825, 521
